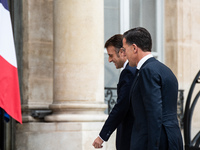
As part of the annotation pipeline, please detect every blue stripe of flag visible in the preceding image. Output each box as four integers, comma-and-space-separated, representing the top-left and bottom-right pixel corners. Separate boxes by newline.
0, 108, 10, 122
0, 0, 9, 11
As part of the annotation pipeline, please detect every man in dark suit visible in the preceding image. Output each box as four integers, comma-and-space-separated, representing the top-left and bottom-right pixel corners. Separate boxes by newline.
92, 34, 136, 149
122, 27, 183, 150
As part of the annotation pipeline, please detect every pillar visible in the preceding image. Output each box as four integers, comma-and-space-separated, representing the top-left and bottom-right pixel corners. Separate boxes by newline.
43, 0, 112, 149
21, 0, 54, 122
45, 0, 107, 122
165, 0, 200, 139
16, 1, 116, 149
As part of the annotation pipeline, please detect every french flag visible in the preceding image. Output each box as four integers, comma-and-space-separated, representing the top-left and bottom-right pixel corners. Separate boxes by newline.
0, 0, 22, 124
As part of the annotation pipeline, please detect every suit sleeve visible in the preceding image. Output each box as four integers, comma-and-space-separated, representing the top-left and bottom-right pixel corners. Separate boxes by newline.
99, 69, 135, 141
139, 68, 162, 150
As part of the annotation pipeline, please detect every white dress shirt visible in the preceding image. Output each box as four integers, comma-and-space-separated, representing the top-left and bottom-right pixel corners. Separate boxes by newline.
137, 54, 153, 70
123, 60, 129, 69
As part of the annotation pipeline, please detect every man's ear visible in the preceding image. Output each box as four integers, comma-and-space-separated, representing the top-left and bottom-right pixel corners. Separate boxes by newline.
132, 44, 137, 53
119, 48, 125, 56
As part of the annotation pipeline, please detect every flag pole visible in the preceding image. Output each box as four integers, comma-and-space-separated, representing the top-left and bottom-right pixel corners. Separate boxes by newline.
0, 109, 4, 149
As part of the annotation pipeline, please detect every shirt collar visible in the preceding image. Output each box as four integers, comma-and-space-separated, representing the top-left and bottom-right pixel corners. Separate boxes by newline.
123, 60, 129, 69
121, 60, 128, 72
137, 54, 153, 70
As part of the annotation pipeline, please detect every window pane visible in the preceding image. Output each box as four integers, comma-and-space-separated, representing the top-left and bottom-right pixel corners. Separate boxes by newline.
104, 0, 121, 89
130, 0, 140, 27
104, 0, 120, 43
130, 0, 157, 52
142, 0, 156, 52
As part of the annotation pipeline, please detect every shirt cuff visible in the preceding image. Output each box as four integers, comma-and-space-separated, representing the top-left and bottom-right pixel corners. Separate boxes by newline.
98, 135, 105, 142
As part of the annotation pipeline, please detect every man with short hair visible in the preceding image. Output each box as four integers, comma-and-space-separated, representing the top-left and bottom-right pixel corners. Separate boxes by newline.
92, 34, 136, 149
123, 27, 183, 150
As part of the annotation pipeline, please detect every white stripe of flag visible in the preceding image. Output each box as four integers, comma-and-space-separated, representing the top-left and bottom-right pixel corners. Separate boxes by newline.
0, 0, 22, 124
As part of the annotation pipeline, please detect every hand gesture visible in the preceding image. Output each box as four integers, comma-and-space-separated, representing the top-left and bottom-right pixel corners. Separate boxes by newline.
92, 136, 104, 149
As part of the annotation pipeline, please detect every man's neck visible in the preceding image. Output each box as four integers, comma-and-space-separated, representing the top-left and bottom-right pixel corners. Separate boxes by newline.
137, 53, 153, 70
139, 51, 151, 60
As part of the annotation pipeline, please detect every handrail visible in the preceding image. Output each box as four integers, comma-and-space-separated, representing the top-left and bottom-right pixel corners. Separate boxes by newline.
104, 88, 184, 128
184, 70, 200, 149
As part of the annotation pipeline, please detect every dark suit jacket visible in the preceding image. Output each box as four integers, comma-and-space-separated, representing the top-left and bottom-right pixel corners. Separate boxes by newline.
99, 64, 136, 150
130, 57, 183, 150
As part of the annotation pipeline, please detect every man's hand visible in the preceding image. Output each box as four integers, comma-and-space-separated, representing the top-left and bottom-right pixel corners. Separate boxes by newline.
92, 136, 104, 149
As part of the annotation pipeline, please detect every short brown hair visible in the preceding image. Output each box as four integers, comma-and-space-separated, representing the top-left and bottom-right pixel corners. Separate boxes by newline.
104, 34, 123, 53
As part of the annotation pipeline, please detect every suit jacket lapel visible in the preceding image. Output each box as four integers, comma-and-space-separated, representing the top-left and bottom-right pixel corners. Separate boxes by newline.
129, 57, 156, 99
140, 57, 156, 69
129, 69, 139, 99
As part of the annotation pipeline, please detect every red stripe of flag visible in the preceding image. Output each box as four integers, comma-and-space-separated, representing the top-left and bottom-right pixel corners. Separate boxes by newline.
0, 56, 22, 124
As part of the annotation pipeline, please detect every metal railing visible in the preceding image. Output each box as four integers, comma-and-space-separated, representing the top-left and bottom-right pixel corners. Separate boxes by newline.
184, 70, 200, 150
104, 88, 184, 129
178, 89, 184, 129
104, 87, 117, 114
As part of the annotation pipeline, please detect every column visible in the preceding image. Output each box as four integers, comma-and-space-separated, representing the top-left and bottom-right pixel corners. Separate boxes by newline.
21, 0, 53, 122
16, 1, 116, 149
45, 0, 107, 122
